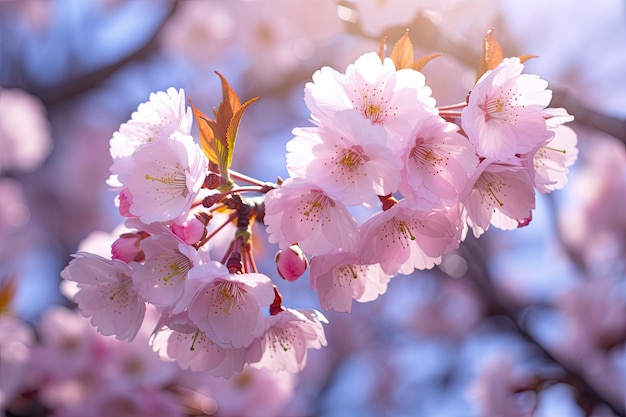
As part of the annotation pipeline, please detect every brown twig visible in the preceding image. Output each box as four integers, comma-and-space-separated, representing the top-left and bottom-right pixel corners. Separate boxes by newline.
458, 235, 625, 416
33, 0, 180, 106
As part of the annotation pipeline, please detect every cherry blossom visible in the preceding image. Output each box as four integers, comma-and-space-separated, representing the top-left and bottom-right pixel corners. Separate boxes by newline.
152, 326, 248, 377
185, 262, 275, 349
309, 251, 392, 313
0, 315, 34, 407
0, 87, 52, 174
248, 308, 327, 373
461, 57, 554, 160
304, 51, 435, 144
264, 177, 359, 256
358, 199, 459, 275
287, 111, 401, 206
61, 252, 146, 341
398, 115, 479, 207
120, 132, 208, 224
527, 108, 579, 193
461, 160, 536, 238
132, 231, 199, 307
109, 88, 192, 178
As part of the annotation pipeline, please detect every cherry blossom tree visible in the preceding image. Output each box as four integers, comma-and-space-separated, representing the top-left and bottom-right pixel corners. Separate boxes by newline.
1, 1, 624, 417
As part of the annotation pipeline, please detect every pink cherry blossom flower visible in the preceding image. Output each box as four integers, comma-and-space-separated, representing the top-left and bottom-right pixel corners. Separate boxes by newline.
309, 251, 392, 313
200, 367, 296, 417
264, 177, 358, 256
398, 115, 479, 207
304, 52, 435, 143
469, 353, 537, 417
461, 57, 553, 160
0, 87, 52, 174
84, 385, 183, 417
248, 308, 327, 373
358, 199, 459, 275
60, 252, 146, 341
0, 315, 34, 407
461, 160, 536, 238
121, 132, 208, 224
109, 87, 192, 178
287, 111, 401, 206
132, 231, 199, 307
186, 262, 275, 349
275, 244, 308, 282
29, 305, 99, 380
152, 326, 248, 378
527, 108, 578, 193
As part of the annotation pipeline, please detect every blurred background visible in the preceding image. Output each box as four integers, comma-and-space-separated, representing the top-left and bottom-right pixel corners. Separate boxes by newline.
0, 0, 624, 416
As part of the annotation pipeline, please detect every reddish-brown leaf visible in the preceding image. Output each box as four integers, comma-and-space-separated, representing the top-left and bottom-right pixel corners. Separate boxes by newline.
225, 96, 258, 172
475, 28, 503, 83
190, 99, 219, 166
214, 71, 241, 148
390, 30, 414, 70
413, 53, 441, 72
518, 54, 538, 64
0, 276, 16, 313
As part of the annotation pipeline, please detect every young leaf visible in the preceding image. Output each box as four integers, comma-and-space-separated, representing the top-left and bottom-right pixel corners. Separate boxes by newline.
390, 30, 414, 70
190, 99, 219, 166
0, 276, 16, 313
475, 28, 503, 84
214, 71, 241, 148
519, 54, 538, 64
225, 96, 259, 172
413, 53, 441, 72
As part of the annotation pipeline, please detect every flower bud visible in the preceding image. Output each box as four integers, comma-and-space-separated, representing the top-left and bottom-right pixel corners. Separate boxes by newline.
275, 245, 308, 282
171, 217, 206, 245
111, 232, 148, 263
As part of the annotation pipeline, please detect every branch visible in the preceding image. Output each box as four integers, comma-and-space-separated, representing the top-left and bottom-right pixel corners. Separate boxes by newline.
458, 236, 625, 416
37, 0, 179, 106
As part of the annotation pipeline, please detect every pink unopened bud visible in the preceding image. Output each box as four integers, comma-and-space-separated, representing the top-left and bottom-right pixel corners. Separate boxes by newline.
171, 217, 206, 245
275, 245, 308, 282
111, 232, 148, 263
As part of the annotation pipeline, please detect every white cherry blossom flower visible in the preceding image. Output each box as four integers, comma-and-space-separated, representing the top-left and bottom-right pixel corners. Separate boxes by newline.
528, 108, 578, 193
120, 132, 207, 224
109, 88, 192, 180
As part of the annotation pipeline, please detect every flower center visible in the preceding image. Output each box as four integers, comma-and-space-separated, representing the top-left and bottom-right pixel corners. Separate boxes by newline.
410, 143, 445, 175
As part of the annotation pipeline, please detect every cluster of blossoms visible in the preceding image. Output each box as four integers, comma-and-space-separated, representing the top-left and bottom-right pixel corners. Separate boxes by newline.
0, 304, 296, 416
265, 33, 577, 313
62, 86, 327, 378
61, 32, 577, 377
